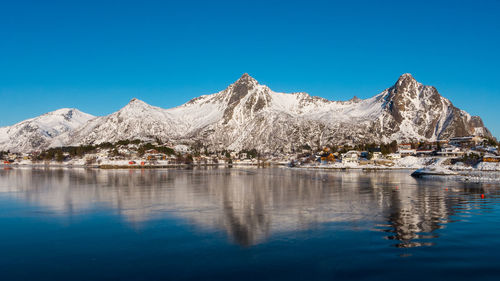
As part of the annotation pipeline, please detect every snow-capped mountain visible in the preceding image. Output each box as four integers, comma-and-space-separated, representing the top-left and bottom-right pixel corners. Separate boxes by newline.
55, 99, 182, 145
0, 108, 95, 152
370, 73, 491, 141
183, 73, 492, 152
1, 73, 493, 153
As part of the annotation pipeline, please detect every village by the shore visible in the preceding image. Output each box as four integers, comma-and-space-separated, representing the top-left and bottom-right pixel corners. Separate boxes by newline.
1, 136, 500, 180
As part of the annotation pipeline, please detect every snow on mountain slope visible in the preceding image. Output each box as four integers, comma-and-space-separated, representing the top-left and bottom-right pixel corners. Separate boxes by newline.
0, 109, 95, 152
3, 73, 493, 153
187, 73, 490, 152
61, 73, 492, 153
373, 73, 491, 142
57, 98, 185, 145
166, 73, 491, 152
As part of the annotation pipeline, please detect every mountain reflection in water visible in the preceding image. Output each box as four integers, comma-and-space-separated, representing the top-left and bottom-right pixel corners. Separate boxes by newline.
0, 167, 494, 248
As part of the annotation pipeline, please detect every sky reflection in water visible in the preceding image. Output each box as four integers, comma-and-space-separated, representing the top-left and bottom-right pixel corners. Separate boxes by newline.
0, 168, 499, 280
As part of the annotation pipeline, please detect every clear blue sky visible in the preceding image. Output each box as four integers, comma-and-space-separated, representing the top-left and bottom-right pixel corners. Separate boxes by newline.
1, 0, 499, 138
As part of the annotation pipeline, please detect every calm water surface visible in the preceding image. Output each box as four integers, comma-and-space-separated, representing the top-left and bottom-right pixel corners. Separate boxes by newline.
0, 167, 499, 280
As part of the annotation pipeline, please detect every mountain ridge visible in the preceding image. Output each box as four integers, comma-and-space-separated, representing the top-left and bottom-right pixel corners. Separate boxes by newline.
0, 74, 493, 153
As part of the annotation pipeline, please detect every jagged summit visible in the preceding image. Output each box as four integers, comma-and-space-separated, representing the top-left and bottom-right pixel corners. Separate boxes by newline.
127, 98, 148, 105
348, 96, 361, 102
393, 73, 420, 92
398, 73, 415, 80
234, 73, 259, 85
222, 73, 267, 106
122, 98, 152, 110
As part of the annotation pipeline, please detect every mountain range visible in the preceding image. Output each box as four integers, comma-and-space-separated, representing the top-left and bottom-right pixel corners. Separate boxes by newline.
0, 73, 493, 153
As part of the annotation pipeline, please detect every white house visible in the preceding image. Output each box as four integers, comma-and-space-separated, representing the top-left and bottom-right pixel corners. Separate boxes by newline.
398, 149, 416, 157
387, 153, 401, 160
437, 147, 464, 157
342, 151, 359, 164
398, 143, 416, 157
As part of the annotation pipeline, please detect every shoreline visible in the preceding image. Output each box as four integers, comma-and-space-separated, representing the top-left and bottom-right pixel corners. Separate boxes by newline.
1, 162, 268, 169
2, 162, 499, 172
2, 162, 500, 182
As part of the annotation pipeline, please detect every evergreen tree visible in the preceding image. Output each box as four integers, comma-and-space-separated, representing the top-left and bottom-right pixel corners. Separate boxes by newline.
55, 150, 64, 162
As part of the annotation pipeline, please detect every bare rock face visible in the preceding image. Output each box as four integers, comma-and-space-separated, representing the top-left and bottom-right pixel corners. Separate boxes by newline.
379, 73, 491, 142
1, 74, 493, 153
221, 73, 272, 124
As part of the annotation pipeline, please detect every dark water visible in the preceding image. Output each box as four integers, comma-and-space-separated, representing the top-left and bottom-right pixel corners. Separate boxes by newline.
0, 167, 499, 281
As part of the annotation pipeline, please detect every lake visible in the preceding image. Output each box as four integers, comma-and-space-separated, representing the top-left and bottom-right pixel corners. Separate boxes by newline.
0, 167, 499, 280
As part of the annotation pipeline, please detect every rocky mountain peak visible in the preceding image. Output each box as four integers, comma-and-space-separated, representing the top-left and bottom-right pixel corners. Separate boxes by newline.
393, 73, 420, 95
234, 73, 258, 86
124, 98, 150, 108
219, 74, 272, 124
117, 98, 155, 117
348, 96, 361, 103
128, 97, 149, 105
223, 74, 265, 103
382, 74, 436, 128
397, 73, 415, 82
225, 74, 260, 95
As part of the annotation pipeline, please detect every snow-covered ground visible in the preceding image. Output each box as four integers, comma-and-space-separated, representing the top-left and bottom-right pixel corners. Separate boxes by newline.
297, 156, 432, 170
297, 156, 499, 171
8, 156, 499, 170
293, 156, 500, 182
